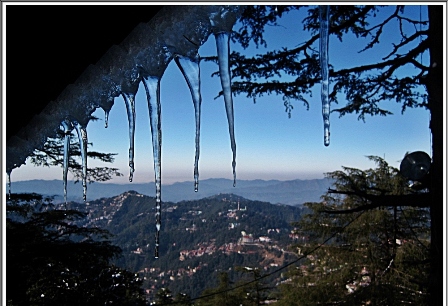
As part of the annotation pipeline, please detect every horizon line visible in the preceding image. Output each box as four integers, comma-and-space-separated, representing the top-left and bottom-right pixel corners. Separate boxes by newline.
8, 176, 329, 185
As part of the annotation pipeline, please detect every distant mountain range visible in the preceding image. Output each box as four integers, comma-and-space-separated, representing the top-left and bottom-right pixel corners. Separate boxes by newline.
8, 178, 333, 205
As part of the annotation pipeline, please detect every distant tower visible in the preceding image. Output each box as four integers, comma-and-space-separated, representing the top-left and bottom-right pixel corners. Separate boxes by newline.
237, 201, 240, 211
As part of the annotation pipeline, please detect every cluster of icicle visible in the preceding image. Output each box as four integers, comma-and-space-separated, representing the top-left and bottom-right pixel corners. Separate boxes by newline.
7, 5, 244, 259
6, 5, 332, 258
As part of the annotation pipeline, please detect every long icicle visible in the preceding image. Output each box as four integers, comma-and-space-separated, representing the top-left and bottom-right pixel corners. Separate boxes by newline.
73, 121, 88, 202
174, 54, 202, 192
122, 92, 136, 182
319, 5, 330, 146
61, 120, 73, 207
142, 76, 162, 259
214, 31, 237, 187
104, 109, 110, 128
7, 170, 12, 200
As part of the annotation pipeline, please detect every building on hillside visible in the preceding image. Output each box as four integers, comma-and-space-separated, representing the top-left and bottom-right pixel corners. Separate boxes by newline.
259, 236, 271, 242
241, 232, 254, 244
132, 247, 143, 254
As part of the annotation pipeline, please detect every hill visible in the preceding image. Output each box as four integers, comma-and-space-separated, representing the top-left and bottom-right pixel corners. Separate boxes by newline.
9, 177, 332, 205
60, 191, 306, 301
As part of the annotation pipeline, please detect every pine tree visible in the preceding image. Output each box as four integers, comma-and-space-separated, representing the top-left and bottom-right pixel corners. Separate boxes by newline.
197, 272, 245, 306
28, 119, 123, 183
226, 6, 442, 304
154, 288, 174, 305
6, 193, 146, 305
233, 266, 274, 305
174, 292, 194, 306
277, 156, 430, 305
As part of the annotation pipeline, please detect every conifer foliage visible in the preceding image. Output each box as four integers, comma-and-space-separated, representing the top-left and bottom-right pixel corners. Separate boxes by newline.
277, 157, 430, 305
6, 194, 146, 306
29, 122, 123, 183
229, 6, 441, 304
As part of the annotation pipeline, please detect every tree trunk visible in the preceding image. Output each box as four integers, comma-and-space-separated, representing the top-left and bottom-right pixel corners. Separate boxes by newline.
425, 5, 444, 306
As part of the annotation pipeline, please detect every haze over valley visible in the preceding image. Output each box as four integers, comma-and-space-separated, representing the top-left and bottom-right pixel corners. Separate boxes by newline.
10, 177, 332, 206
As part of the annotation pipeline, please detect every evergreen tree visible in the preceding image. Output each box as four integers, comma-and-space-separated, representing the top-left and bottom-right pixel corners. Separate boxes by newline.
6, 193, 146, 306
277, 156, 430, 305
28, 120, 123, 183
225, 6, 442, 304
154, 288, 174, 305
230, 6, 430, 118
197, 272, 245, 306
174, 293, 194, 306
234, 266, 273, 305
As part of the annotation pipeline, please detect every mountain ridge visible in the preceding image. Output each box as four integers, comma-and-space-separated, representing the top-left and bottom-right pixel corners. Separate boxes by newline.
8, 177, 332, 205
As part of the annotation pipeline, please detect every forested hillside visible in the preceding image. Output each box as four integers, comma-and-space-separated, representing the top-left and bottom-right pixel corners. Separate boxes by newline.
61, 192, 305, 300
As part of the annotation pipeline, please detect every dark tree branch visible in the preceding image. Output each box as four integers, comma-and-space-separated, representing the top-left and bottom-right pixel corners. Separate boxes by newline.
358, 6, 403, 52
382, 30, 429, 60
321, 192, 430, 214
333, 38, 429, 77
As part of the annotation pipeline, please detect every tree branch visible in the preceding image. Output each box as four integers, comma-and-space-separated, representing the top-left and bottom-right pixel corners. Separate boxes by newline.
332, 38, 429, 76
382, 30, 429, 60
321, 193, 430, 214
358, 6, 402, 52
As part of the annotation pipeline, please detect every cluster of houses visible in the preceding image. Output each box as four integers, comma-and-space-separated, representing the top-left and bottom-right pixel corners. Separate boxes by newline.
177, 230, 282, 261
179, 242, 219, 260
139, 264, 209, 296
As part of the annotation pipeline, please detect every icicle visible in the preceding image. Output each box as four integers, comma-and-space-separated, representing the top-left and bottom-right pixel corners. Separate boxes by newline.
61, 120, 73, 207
122, 92, 136, 182
319, 5, 330, 146
174, 54, 202, 192
214, 31, 237, 187
104, 109, 110, 128
142, 76, 162, 259
101, 97, 115, 129
73, 121, 88, 202
7, 169, 12, 200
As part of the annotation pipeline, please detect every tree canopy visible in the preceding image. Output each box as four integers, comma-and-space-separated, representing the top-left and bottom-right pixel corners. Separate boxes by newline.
28, 120, 123, 183
278, 156, 430, 305
229, 5, 429, 120
6, 194, 146, 305
226, 5, 442, 305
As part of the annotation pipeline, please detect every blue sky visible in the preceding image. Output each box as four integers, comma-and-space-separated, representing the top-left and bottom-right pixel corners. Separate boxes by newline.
10, 4, 432, 185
